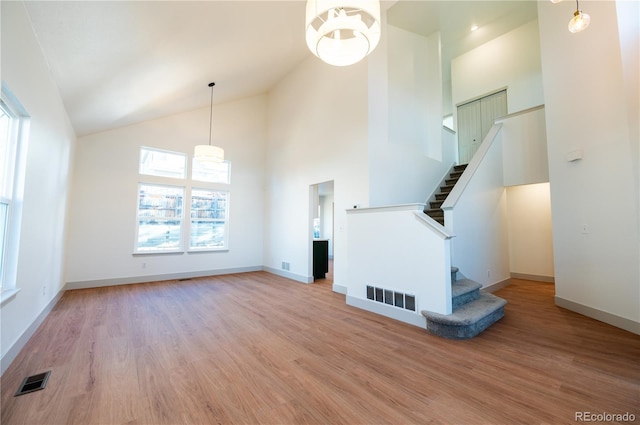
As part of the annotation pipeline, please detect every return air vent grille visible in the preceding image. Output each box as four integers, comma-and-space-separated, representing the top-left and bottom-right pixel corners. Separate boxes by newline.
366, 285, 416, 312
15, 371, 51, 397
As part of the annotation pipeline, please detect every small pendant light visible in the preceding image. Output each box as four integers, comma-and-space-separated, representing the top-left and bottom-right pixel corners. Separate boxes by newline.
568, 0, 590, 33
194, 82, 224, 163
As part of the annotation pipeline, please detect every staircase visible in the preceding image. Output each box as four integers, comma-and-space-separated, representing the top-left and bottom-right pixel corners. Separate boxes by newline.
424, 164, 468, 225
421, 267, 507, 339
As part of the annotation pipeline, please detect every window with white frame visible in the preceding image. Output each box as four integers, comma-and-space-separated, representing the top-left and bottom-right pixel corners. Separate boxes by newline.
1, 84, 29, 299
139, 147, 186, 179
135, 184, 184, 253
190, 189, 228, 250
135, 147, 230, 254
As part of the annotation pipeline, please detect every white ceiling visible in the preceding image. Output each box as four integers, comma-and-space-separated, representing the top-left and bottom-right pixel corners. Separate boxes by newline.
23, 1, 537, 137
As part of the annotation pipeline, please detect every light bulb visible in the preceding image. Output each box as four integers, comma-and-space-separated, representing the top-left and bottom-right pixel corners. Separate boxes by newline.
568, 9, 590, 33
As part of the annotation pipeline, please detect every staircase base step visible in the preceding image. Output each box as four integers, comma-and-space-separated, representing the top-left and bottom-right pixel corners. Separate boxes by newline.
452, 279, 482, 309
421, 293, 507, 339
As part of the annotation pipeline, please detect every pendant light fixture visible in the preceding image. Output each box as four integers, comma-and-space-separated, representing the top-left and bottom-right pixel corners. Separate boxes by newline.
194, 82, 224, 164
305, 0, 381, 67
567, 0, 590, 33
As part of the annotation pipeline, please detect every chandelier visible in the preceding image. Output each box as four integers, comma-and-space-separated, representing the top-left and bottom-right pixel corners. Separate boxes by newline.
305, 0, 381, 67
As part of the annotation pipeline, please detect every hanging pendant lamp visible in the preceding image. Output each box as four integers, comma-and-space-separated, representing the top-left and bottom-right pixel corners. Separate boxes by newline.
194, 82, 224, 163
568, 0, 590, 33
305, 0, 381, 67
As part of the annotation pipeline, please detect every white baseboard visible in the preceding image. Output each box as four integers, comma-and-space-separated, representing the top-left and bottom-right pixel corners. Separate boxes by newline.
332, 283, 347, 294
1, 289, 64, 376
482, 278, 511, 293
346, 295, 426, 328
65, 266, 263, 290
555, 296, 640, 335
511, 273, 555, 283
262, 266, 313, 284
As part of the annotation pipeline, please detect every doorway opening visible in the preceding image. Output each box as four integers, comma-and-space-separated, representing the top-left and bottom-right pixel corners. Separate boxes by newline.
309, 180, 334, 284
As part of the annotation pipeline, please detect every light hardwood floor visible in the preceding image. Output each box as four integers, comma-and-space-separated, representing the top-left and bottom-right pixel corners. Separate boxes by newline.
1, 273, 639, 425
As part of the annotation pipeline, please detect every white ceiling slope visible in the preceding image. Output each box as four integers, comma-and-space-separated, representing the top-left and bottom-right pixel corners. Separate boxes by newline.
23, 1, 537, 137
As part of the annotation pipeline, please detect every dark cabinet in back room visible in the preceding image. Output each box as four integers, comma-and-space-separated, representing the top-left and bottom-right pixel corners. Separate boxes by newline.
313, 239, 329, 280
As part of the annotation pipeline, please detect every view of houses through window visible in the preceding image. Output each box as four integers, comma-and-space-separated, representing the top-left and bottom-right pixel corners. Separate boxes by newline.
136, 147, 230, 253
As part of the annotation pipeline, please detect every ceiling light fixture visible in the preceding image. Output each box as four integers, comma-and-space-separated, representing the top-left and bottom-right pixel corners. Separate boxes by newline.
470, 25, 479, 32
305, 0, 381, 67
194, 82, 224, 164
568, 0, 590, 33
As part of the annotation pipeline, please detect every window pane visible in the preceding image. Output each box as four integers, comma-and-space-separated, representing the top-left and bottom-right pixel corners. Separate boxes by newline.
192, 159, 230, 184
138, 184, 183, 218
139, 147, 186, 179
136, 184, 183, 252
190, 220, 225, 249
136, 219, 181, 252
191, 190, 227, 219
190, 189, 228, 249
0, 202, 7, 286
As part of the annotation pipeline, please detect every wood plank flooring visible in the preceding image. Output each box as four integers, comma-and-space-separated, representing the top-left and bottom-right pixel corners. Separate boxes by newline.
1, 274, 639, 424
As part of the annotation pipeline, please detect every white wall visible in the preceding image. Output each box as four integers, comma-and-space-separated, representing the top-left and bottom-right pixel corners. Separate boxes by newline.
265, 57, 369, 289
506, 183, 554, 280
451, 19, 543, 115
1, 1, 76, 371
445, 129, 511, 288
346, 205, 452, 326
65, 95, 266, 285
368, 22, 455, 207
538, 0, 639, 332
320, 194, 334, 257
500, 107, 549, 187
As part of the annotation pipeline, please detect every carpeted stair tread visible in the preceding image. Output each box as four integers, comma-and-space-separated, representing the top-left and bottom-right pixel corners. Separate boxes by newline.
424, 208, 444, 216
451, 279, 482, 298
421, 293, 507, 326
451, 278, 481, 309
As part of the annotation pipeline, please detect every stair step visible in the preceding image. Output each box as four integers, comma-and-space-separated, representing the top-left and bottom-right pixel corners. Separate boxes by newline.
452, 279, 482, 309
424, 208, 443, 217
449, 171, 464, 179
440, 184, 455, 192
453, 164, 468, 172
435, 193, 448, 201
430, 200, 443, 209
421, 293, 507, 339
445, 178, 459, 186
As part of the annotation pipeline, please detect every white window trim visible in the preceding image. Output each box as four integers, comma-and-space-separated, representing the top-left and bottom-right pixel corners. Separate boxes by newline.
1, 83, 30, 303
135, 147, 232, 255
188, 188, 230, 252
134, 182, 185, 254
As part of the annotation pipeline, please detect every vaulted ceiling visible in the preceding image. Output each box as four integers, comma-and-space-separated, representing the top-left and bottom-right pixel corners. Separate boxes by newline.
22, 1, 537, 137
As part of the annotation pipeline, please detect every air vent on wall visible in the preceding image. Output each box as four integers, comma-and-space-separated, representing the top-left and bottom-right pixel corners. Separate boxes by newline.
366, 285, 416, 312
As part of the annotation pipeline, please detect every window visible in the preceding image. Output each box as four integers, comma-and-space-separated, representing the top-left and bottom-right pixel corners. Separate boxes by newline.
135, 147, 230, 254
192, 158, 230, 184
1, 83, 29, 301
139, 147, 186, 179
135, 184, 184, 253
190, 189, 228, 250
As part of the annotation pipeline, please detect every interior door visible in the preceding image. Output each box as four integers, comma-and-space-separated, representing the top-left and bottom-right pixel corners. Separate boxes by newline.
457, 100, 482, 164
480, 90, 508, 141
457, 90, 507, 164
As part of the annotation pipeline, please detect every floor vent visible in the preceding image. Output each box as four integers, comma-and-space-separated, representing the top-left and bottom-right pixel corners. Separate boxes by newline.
14, 371, 51, 397
367, 285, 416, 312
